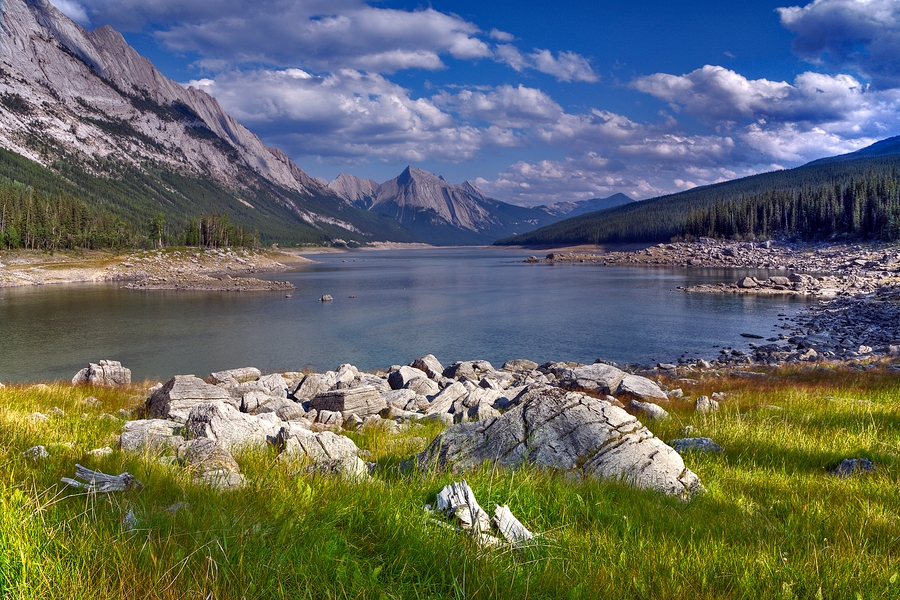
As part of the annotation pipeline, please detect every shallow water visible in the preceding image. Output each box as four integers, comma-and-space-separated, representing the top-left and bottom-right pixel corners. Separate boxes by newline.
0, 247, 809, 382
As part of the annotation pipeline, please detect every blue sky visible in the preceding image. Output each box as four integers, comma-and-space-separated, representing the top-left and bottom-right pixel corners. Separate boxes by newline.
50, 0, 900, 206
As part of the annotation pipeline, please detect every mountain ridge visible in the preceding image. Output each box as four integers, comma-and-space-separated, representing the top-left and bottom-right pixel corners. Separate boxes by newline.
326, 167, 633, 245
0, 0, 426, 245
496, 138, 900, 246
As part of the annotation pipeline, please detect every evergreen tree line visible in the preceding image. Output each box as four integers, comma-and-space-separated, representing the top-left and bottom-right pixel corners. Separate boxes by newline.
0, 178, 259, 251
682, 172, 900, 240
496, 155, 900, 246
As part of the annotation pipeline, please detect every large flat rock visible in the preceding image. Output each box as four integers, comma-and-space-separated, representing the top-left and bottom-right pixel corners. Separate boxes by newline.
145, 375, 233, 422
417, 386, 702, 499
309, 385, 386, 417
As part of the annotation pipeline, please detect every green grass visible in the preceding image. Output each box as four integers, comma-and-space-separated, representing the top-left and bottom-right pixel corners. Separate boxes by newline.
1, 368, 898, 599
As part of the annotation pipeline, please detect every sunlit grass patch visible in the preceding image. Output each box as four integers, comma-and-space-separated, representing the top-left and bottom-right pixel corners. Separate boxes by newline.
1, 372, 898, 599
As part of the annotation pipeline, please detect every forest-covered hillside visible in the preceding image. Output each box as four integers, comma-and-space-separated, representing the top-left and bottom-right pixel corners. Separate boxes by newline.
495, 153, 900, 246
0, 147, 419, 250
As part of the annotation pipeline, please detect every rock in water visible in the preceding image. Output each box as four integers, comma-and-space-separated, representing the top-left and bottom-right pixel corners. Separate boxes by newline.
417, 386, 702, 499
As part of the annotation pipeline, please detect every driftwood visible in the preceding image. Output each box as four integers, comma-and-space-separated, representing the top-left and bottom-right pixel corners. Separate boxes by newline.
493, 504, 533, 544
431, 480, 534, 547
61, 464, 143, 493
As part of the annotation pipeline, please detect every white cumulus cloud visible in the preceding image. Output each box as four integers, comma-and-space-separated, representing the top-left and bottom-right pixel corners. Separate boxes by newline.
778, 0, 900, 89
494, 45, 599, 82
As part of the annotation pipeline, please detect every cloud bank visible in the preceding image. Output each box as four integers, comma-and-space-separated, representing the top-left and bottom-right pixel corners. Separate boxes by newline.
45, 0, 900, 205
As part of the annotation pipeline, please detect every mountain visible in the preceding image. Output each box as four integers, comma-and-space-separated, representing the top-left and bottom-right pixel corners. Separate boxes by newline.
806, 134, 900, 166
496, 141, 900, 246
0, 0, 416, 246
327, 168, 634, 245
327, 173, 380, 209
541, 193, 633, 218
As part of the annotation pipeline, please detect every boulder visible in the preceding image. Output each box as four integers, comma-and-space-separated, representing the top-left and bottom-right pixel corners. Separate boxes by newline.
315, 410, 343, 429
624, 400, 669, 421
695, 396, 720, 413
180, 437, 240, 475
380, 405, 424, 423
668, 437, 723, 454
207, 367, 261, 386
239, 390, 285, 414
557, 364, 626, 395
182, 401, 282, 450
22, 445, 49, 460
309, 386, 386, 418
320, 294, 333, 302
443, 360, 494, 380
405, 376, 440, 397
830, 457, 876, 478
463, 401, 501, 423
388, 366, 426, 390
252, 397, 297, 416
119, 419, 184, 452
145, 375, 233, 422
381, 388, 418, 410
331, 364, 359, 389
357, 374, 390, 392
72, 360, 131, 387
290, 374, 330, 400
617, 374, 669, 403
275, 403, 308, 422
426, 381, 468, 415
417, 387, 701, 499
501, 359, 539, 372
738, 276, 758, 289
258, 373, 288, 396
410, 354, 445, 380
274, 423, 367, 478
558, 365, 667, 402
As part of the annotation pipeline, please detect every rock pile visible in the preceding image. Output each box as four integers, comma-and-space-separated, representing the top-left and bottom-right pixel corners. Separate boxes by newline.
118, 354, 698, 497
538, 239, 900, 276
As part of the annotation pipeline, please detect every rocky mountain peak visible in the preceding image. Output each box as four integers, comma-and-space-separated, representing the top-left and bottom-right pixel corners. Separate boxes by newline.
327, 173, 379, 208
0, 0, 327, 198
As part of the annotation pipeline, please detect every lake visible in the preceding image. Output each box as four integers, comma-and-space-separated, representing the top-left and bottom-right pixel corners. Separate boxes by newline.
0, 247, 810, 383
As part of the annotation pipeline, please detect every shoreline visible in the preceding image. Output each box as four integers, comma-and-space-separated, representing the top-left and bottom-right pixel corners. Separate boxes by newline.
0, 247, 314, 291
4, 238, 900, 369
523, 238, 900, 366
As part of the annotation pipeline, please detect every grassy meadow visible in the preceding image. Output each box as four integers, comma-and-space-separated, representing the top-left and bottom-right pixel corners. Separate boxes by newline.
0, 366, 898, 599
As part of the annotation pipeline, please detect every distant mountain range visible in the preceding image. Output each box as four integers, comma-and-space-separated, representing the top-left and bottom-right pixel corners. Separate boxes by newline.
496, 136, 900, 246
0, 0, 634, 247
24, 0, 896, 250
325, 167, 632, 245
806, 134, 900, 166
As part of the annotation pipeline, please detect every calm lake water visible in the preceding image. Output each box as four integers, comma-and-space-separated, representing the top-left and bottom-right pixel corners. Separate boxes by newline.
0, 247, 810, 383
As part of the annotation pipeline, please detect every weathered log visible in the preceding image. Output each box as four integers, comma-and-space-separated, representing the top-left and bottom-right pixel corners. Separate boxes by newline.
61, 464, 143, 492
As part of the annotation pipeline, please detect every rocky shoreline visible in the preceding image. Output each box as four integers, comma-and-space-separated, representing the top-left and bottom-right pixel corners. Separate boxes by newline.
526, 238, 900, 367
73, 355, 706, 499
0, 247, 311, 291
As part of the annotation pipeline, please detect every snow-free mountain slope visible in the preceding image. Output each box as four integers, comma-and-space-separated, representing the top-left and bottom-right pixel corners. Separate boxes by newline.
0, 0, 424, 244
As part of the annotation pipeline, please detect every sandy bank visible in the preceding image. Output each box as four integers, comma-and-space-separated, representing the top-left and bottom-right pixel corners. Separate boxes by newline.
0, 247, 313, 291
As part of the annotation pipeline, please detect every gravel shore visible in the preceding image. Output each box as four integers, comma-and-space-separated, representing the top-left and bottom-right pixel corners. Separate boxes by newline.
0, 247, 312, 291
525, 238, 900, 367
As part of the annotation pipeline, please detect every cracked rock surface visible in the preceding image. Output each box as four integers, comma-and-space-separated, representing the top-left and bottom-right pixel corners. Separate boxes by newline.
417, 386, 702, 499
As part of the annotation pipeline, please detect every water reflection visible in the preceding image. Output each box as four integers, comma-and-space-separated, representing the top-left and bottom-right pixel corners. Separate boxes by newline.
0, 248, 811, 382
